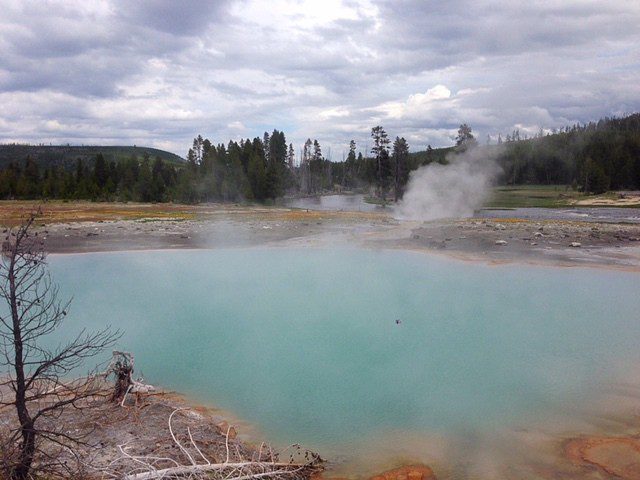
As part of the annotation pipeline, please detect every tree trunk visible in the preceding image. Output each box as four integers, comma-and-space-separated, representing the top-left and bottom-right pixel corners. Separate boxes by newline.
13, 421, 36, 480
394, 155, 400, 202
112, 364, 133, 401
9, 244, 36, 480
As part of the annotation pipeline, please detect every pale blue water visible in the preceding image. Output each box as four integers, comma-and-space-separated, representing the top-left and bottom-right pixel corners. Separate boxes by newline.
478, 207, 640, 224
284, 194, 383, 212
47, 249, 640, 455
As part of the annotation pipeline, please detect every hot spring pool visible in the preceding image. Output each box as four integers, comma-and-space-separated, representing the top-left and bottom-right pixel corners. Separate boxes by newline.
48, 248, 640, 464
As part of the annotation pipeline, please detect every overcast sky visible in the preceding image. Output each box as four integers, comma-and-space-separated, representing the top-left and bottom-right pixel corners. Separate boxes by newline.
1, 0, 639, 159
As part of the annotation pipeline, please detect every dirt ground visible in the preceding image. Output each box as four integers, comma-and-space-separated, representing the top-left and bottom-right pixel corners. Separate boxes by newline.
0, 383, 320, 479
4, 200, 636, 270
574, 193, 640, 207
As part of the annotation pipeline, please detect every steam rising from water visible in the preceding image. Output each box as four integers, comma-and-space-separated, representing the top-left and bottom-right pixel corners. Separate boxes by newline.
395, 146, 502, 221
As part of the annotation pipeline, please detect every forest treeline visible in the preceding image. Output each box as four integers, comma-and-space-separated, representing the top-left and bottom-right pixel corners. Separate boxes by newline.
0, 129, 411, 203
0, 113, 638, 202
492, 113, 640, 193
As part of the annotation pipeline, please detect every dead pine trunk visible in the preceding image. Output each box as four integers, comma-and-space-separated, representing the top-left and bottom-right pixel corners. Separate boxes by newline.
112, 363, 133, 401
9, 230, 36, 480
0, 211, 120, 479
13, 422, 36, 480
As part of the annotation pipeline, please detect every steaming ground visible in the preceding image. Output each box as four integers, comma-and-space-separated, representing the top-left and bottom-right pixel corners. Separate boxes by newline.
395, 146, 502, 221
30, 203, 640, 270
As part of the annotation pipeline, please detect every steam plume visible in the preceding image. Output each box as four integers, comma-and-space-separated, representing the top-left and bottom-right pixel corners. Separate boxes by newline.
395, 146, 502, 221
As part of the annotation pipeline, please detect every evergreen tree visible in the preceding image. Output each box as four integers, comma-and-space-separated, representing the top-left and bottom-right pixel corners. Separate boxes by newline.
301, 139, 313, 194
18, 157, 40, 198
94, 153, 108, 193
310, 140, 323, 193
455, 123, 476, 151
247, 149, 267, 201
392, 137, 409, 201
344, 140, 357, 187
265, 130, 287, 198
287, 143, 295, 170
582, 157, 610, 194
192, 135, 204, 165
371, 126, 390, 198
151, 156, 165, 201
136, 155, 152, 202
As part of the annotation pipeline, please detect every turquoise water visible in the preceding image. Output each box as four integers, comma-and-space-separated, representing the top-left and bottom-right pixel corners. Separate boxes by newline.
48, 249, 640, 456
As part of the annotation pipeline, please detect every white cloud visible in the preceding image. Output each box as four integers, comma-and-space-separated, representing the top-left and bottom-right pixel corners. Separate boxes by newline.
319, 107, 350, 119
230, 0, 378, 30
0, 0, 638, 155
227, 121, 246, 130
377, 85, 453, 119
43, 120, 64, 131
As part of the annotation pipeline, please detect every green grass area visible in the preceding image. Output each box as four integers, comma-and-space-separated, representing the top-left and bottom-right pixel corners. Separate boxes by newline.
363, 195, 389, 206
484, 185, 585, 208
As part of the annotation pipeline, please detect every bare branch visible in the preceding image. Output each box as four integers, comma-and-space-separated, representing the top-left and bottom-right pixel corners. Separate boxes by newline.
0, 210, 120, 479
104, 408, 323, 480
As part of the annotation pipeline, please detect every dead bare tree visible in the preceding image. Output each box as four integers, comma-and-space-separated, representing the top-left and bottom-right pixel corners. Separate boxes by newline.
107, 351, 135, 402
102, 350, 155, 405
0, 211, 120, 479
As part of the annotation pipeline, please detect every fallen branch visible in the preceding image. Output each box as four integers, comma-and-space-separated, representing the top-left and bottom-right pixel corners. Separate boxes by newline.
106, 408, 323, 480
122, 460, 315, 480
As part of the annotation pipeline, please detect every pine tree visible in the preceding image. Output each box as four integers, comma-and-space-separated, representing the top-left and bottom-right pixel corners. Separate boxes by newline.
192, 135, 204, 165
301, 139, 313, 194
311, 140, 323, 193
392, 137, 409, 201
345, 140, 357, 187
287, 143, 295, 170
455, 123, 476, 150
371, 126, 390, 198
94, 153, 108, 192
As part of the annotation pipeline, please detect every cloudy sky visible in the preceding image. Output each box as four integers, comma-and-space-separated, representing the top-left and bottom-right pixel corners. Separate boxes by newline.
1, 0, 639, 159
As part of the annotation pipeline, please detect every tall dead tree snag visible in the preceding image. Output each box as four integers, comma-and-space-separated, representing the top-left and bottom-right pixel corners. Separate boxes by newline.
102, 350, 154, 404
107, 351, 135, 401
0, 211, 120, 480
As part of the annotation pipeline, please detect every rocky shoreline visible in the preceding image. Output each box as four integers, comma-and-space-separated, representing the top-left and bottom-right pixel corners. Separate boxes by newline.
0, 382, 324, 480
20, 203, 640, 271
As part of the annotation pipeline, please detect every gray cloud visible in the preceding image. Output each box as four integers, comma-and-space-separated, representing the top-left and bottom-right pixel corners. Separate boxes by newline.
116, 0, 231, 36
0, 0, 639, 158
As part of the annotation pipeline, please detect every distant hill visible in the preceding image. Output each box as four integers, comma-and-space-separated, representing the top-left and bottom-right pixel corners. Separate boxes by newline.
408, 113, 640, 192
0, 145, 185, 170
408, 145, 454, 168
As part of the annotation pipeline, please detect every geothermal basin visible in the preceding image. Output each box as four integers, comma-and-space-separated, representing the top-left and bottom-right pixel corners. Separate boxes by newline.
49, 248, 640, 475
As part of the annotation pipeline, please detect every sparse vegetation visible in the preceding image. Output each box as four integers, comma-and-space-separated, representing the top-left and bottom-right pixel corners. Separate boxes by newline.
0, 211, 120, 479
